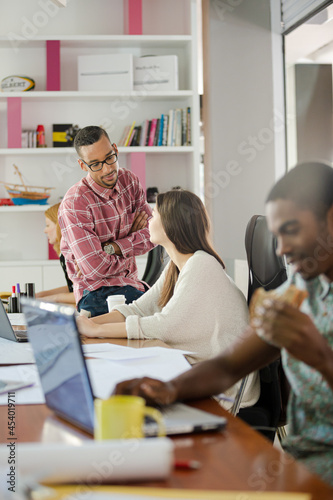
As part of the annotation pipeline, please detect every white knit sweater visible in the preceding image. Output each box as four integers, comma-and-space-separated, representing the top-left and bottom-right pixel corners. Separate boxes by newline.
115, 251, 259, 409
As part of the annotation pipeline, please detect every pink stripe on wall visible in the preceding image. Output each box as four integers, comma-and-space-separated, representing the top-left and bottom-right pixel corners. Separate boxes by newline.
46, 40, 61, 91
123, 0, 142, 35
128, 152, 146, 192
7, 97, 22, 148
123, 2, 146, 195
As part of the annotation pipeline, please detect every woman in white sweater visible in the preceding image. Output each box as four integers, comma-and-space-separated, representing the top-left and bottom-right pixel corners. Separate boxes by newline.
77, 190, 259, 408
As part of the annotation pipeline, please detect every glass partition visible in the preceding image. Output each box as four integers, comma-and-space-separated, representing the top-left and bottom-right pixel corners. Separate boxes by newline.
284, 4, 333, 169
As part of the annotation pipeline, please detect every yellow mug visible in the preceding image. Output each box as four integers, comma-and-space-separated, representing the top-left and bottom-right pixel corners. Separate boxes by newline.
94, 395, 165, 440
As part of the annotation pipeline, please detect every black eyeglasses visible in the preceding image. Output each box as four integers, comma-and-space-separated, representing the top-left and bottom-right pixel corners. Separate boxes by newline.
80, 153, 118, 172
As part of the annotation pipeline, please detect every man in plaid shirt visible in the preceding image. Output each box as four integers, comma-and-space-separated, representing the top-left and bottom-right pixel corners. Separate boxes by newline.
58, 126, 154, 317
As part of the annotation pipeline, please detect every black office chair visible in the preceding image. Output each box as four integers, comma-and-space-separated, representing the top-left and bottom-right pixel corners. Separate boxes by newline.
236, 215, 288, 442
141, 245, 169, 287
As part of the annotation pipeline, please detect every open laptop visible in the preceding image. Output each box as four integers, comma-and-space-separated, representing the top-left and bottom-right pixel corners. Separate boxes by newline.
0, 299, 28, 342
21, 298, 227, 436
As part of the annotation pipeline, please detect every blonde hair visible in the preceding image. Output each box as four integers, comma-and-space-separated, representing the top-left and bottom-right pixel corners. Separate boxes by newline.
45, 203, 62, 256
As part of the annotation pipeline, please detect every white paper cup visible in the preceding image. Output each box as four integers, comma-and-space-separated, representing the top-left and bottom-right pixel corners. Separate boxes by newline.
106, 294, 126, 312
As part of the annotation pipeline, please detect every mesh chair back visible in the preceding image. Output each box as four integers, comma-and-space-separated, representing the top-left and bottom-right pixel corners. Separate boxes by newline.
245, 215, 287, 302
237, 215, 288, 441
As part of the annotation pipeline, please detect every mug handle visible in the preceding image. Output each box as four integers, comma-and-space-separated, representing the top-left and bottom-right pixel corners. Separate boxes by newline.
144, 406, 166, 437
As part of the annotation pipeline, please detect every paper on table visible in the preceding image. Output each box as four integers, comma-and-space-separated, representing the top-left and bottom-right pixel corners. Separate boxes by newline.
7, 312, 26, 326
82, 342, 193, 359
134, 346, 195, 356
82, 343, 128, 354
0, 338, 35, 365
0, 364, 44, 405
0, 349, 190, 404
0, 438, 174, 484
87, 352, 190, 400
86, 345, 174, 362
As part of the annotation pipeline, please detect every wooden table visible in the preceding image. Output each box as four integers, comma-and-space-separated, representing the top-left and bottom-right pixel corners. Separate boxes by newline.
1, 338, 333, 498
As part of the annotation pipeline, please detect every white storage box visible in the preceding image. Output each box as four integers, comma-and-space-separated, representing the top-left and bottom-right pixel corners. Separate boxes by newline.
78, 54, 133, 91
133, 55, 178, 91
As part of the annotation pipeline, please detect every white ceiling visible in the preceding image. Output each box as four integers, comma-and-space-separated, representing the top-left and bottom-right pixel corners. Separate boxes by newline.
285, 4, 333, 66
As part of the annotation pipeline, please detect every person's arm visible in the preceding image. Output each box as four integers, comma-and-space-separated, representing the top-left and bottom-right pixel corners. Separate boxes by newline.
77, 272, 164, 337
101, 211, 150, 256
110, 172, 155, 258
36, 285, 68, 298
59, 199, 134, 282
36, 287, 76, 305
77, 315, 127, 338
90, 310, 126, 324
114, 328, 280, 405
253, 299, 333, 391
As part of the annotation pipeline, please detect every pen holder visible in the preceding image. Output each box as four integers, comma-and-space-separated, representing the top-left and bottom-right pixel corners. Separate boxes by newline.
8, 296, 19, 313
94, 395, 165, 440
25, 283, 35, 299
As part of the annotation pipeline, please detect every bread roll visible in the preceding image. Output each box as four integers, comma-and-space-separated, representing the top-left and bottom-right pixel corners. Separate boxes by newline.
249, 284, 308, 320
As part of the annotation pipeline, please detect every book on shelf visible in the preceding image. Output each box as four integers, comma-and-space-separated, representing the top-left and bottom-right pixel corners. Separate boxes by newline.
167, 109, 174, 146
186, 107, 191, 146
162, 114, 169, 146
22, 130, 37, 148
158, 114, 164, 146
118, 125, 131, 147
129, 125, 142, 146
153, 118, 161, 146
148, 118, 158, 147
175, 109, 182, 147
127, 127, 136, 147
135, 125, 142, 146
140, 120, 149, 147
145, 121, 152, 146
124, 121, 136, 147
182, 108, 187, 146
118, 107, 191, 148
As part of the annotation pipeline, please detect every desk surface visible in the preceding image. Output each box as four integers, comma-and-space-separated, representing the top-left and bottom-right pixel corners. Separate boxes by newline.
1, 338, 332, 499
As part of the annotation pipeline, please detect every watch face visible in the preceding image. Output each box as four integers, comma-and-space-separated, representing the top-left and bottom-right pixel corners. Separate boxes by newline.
105, 244, 115, 255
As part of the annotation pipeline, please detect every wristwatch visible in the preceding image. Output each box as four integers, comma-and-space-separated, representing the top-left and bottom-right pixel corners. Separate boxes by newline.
104, 243, 115, 255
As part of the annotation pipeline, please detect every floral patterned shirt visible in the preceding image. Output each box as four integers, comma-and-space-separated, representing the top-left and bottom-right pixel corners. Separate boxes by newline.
272, 273, 333, 484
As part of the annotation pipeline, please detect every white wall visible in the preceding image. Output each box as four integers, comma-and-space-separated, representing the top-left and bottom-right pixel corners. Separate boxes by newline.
203, 0, 286, 268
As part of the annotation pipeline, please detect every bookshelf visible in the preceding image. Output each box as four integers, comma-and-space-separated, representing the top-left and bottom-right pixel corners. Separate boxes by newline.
0, 0, 200, 291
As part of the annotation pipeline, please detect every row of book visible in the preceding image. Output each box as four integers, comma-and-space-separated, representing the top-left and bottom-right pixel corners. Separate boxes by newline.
118, 107, 191, 147
21, 130, 38, 148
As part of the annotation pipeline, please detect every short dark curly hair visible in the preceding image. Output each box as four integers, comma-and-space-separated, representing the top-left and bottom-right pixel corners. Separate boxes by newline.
266, 162, 333, 220
74, 126, 110, 156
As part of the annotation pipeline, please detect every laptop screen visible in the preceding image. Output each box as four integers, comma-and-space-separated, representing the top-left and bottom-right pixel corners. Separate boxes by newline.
22, 299, 95, 434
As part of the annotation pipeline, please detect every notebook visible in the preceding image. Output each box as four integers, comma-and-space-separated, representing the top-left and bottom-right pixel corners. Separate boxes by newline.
0, 299, 28, 342
21, 298, 227, 436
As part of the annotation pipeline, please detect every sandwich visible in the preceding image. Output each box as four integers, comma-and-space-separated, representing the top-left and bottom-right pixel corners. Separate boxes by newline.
249, 284, 308, 320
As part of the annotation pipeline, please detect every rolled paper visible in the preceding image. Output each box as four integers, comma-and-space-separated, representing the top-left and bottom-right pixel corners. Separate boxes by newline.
0, 438, 173, 484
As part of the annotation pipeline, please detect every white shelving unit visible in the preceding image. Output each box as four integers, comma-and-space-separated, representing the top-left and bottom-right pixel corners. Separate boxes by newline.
0, 0, 200, 292
0, 205, 47, 212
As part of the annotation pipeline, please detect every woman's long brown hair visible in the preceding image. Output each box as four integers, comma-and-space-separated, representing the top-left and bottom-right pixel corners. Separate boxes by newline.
157, 190, 225, 308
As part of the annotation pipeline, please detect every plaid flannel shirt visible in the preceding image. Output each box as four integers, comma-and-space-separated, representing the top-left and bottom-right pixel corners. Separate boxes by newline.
58, 168, 154, 304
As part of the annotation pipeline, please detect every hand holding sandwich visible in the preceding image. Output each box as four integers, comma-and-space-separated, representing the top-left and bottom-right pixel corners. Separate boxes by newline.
250, 286, 333, 384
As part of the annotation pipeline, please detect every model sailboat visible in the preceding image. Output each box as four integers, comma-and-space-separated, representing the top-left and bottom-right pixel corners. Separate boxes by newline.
1, 164, 54, 205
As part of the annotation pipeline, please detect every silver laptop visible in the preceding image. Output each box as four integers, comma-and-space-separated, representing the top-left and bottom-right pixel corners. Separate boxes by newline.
21, 298, 227, 436
0, 300, 28, 342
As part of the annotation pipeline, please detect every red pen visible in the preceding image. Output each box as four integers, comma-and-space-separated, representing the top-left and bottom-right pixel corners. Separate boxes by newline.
174, 460, 201, 470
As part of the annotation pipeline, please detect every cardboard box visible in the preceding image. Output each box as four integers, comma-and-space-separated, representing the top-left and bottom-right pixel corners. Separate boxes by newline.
78, 54, 133, 91
133, 55, 178, 91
